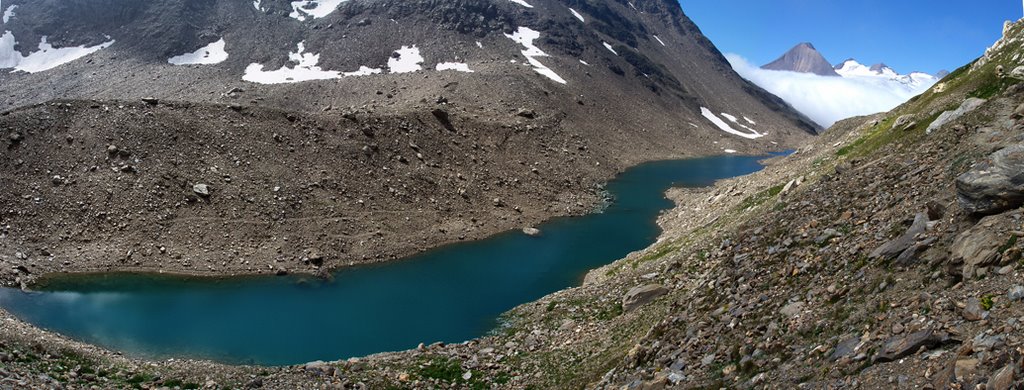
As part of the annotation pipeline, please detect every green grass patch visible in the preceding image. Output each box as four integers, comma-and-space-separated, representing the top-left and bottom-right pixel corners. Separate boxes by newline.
982, 294, 996, 311
999, 235, 1018, 253
631, 243, 679, 269
969, 74, 1022, 99
413, 356, 487, 389
736, 183, 786, 211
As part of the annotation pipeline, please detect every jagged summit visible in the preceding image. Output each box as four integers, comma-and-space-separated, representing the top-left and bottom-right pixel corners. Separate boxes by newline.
761, 42, 841, 76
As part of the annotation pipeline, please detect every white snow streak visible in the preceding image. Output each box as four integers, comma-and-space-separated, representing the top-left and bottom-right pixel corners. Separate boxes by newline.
569, 8, 584, 22
436, 62, 473, 72
700, 107, 764, 140
508, 0, 533, 8
3, 4, 16, 23
602, 42, 618, 55
343, 66, 382, 76
653, 35, 666, 47
168, 38, 228, 65
505, 27, 566, 84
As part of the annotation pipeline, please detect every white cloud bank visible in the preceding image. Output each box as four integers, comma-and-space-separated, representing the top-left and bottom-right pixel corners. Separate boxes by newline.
726, 53, 937, 127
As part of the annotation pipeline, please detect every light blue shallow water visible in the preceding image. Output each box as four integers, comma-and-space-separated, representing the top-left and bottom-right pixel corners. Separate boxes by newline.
0, 154, 772, 366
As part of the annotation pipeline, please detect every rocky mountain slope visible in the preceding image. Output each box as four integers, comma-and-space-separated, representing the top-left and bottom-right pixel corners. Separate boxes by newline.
761, 42, 840, 77
2, 15, 1024, 390
0, 0, 821, 285
0, 15, 1011, 390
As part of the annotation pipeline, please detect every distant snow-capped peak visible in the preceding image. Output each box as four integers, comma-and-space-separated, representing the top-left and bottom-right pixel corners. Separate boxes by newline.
834, 58, 935, 87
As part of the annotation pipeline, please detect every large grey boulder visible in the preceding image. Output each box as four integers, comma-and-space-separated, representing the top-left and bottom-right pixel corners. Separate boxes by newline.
622, 284, 668, 312
956, 145, 1024, 215
927, 98, 986, 134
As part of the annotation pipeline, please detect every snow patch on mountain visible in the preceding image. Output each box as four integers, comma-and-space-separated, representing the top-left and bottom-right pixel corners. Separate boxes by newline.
289, 0, 347, 21
653, 35, 666, 47
436, 62, 473, 72
388, 46, 424, 73
505, 27, 566, 84
603, 42, 618, 55
728, 54, 937, 127
0, 33, 115, 73
700, 107, 764, 140
508, 0, 533, 8
3, 4, 16, 23
168, 38, 228, 65
243, 41, 341, 84
569, 8, 584, 22
343, 66, 381, 77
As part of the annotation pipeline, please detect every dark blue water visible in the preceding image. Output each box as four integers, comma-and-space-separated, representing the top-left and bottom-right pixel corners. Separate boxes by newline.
0, 155, 771, 366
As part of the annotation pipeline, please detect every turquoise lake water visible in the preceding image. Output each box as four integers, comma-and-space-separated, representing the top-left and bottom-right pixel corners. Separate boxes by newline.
0, 154, 773, 366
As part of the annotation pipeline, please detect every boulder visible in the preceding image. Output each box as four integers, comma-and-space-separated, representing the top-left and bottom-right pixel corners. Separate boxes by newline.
874, 329, 956, 363
622, 284, 668, 312
829, 335, 863, 361
956, 145, 1024, 215
926, 98, 986, 134
869, 213, 928, 260
893, 114, 914, 130
987, 364, 1016, 390
950, 216, 1003, 278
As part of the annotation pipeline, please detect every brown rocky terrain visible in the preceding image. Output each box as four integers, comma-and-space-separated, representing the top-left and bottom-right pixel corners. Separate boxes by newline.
21, 1, 1024, 390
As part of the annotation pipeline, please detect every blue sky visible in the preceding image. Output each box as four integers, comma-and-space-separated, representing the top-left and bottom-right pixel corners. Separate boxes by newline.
680, 0, 1021, 74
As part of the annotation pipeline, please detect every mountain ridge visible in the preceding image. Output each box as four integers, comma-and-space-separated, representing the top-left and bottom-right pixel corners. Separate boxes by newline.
761, 42, 840, 76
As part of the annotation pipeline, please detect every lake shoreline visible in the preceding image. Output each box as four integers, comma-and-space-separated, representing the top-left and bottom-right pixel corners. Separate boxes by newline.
4, 150, 777, 292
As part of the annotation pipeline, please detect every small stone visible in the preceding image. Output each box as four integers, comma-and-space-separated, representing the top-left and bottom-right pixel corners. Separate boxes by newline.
107, 144, 119, 154
780, 301, 805, 318
141, 97, 159, 105
522, 227, 542, 237
192, 184, 211, 197
962, 297, 988, 321
516, 109, 537, 119
954, 359, 979, 381
9, 133, 22, 143
1008, 286, 1024, 301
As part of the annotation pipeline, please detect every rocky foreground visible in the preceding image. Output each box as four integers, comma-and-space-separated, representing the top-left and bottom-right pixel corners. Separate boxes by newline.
5, 15, 1024, 390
